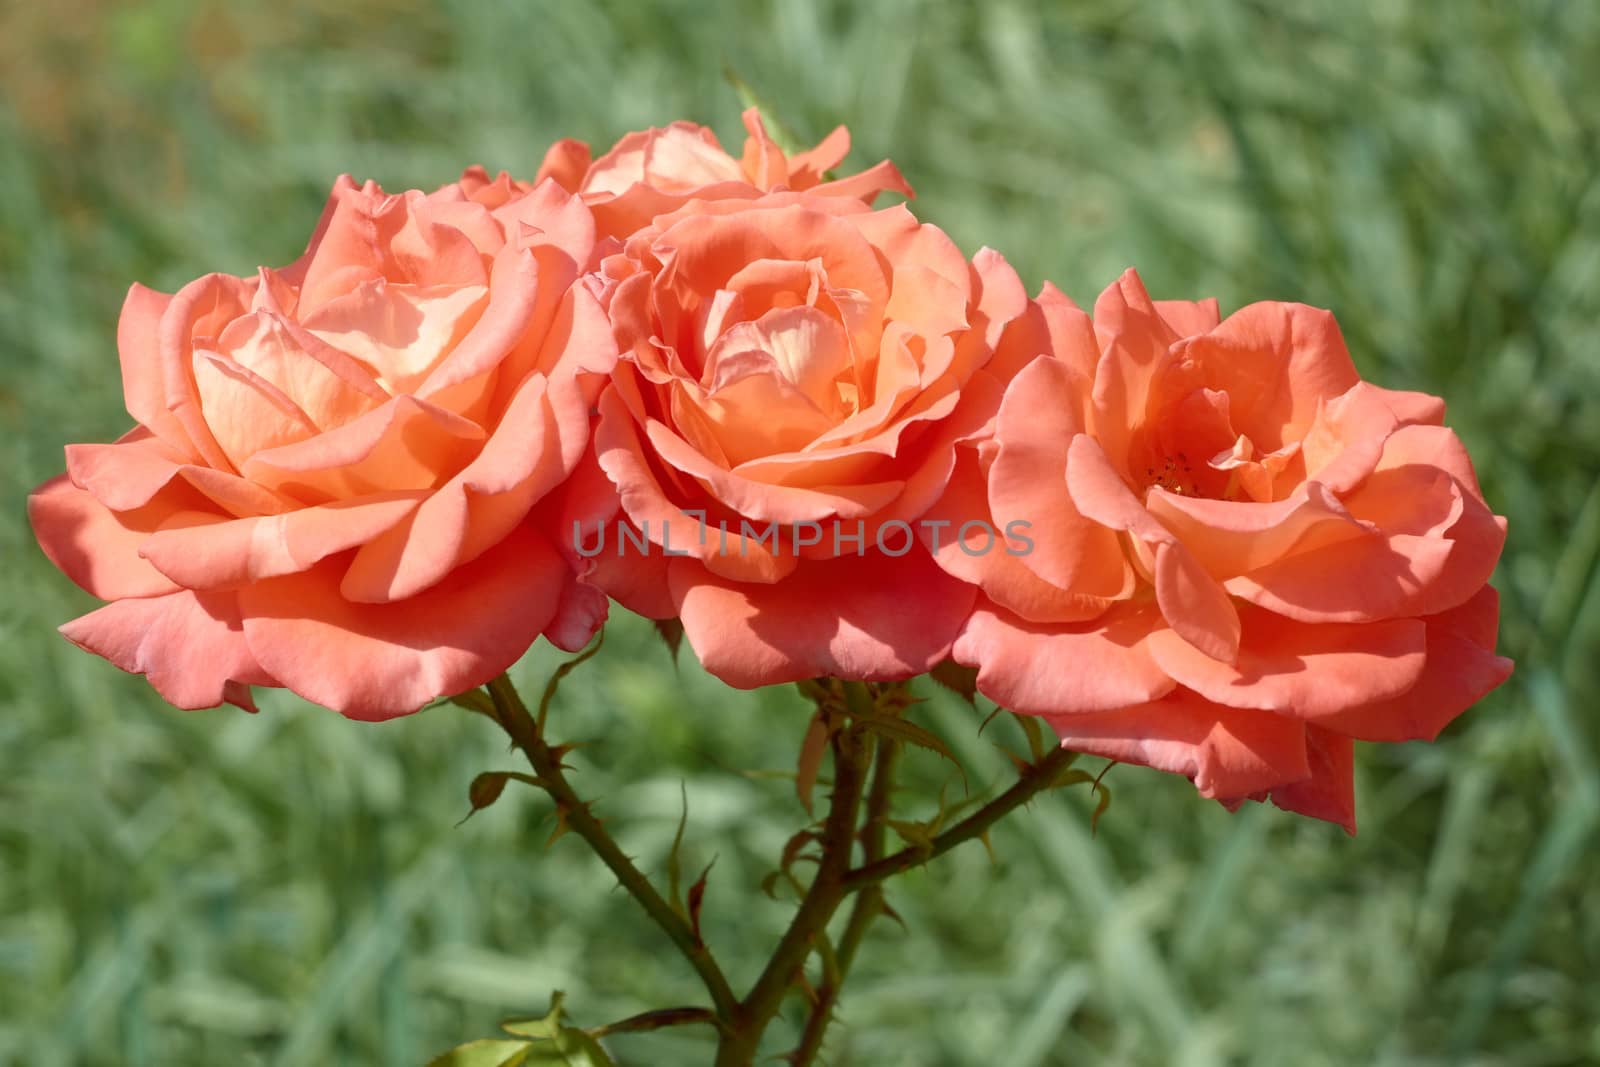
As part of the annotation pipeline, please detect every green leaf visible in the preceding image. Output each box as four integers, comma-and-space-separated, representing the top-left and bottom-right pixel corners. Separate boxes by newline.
886, 818, 937, 851
1052, 769, 1096, 791
1090, 765, 1115, 836
1015, 713, 1049, 763
502, 991, 568, 1039
498, 993, 617, 1066
425, 1039, 533, 1067
858, 716, 967, 791
521, 1034, 614, 1067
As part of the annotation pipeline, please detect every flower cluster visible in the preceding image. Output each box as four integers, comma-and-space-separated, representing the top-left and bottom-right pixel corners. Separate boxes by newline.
30, 111, 1510, 828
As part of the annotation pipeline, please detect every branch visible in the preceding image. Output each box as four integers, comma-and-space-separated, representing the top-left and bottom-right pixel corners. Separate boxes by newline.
840, 744, 1079, 892
715, 711, 872, 1066
480, 674, 740, 1023
791, 733, 899, 1065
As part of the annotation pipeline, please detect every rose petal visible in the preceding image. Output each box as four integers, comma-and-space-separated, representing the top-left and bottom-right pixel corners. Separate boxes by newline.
139, 493, 424, 591
60, 590, 272, 710
672, 549, 975, 688
238, 522, 567, 719
29, 475, 182, 599
990, 358, 1132, 596
1264, 727, 1356, 833
955, 601, 1175, 714
1145, 608, 1427, 718
1051, 691, 1311, 801
340, 372, 588, 602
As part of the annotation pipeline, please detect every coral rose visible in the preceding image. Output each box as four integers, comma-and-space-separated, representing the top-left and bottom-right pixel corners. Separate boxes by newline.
28, 173, 615, 719
935, 269, 1511, 830
522, 108, 911, 240
579, 189, 1042, 687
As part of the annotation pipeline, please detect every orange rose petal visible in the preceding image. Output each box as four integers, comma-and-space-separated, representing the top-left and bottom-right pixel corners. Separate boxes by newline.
1089, 268, 1181, 464
1145, 609, 1427, 717
116, 283, 192, 455
1233, 428, 1505, 623
955, 601, 1175, 714
671, 549, 975, 688
990, 357, 1131, 596
810, 159, 914, 204
1370, 385, 1447, 428
583, 529, 677, 621
1153, 541, 1242, 664
340, 372, 588, 603
775, 116, 851, 185
1225, 529, 1456, 624
696, 355, 839, 464
139, 493, 424, 591
237, 522, 565, 720
1152, 297, 1221, 338
737, 108, 790, 188
1296, 382, 1401, 494
1065, 434, 1241, 660
1172, 301, 1361, 453
28, 475, 182, 599
1263, 727, 1356, 833
646, 417, 903, 525
594, 389, 795, 582
535, 139, 592, 193
60, 589, 272, 710
1142, 481, 1370, 579
159, 274, 255, 472
243, 394, 484, 501
233, 295, 392, 423
921, 449, 1110, 624
1318, 586, 1512, 742
983, 280, 1096, 395
301, 278, 489, 396
400, 249, 539, 400
542, 570, 609, 653
1049, 690, 1312, 801
66, 428, 190, 512
193, 349, 320, 467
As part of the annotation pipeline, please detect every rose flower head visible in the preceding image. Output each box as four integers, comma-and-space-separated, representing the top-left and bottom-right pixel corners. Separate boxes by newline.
578, 187, 1045, 687
29, 173, 616, 719
512, 108, 912, 241
937, 269, 1511, 830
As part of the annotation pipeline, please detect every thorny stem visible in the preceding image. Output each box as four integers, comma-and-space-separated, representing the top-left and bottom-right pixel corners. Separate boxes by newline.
477, 671, 1079, 1065
480, 674, 740, 1024
841, 743, 1080, 892
713, 701, 872, 1066
792, 732, 901, 1065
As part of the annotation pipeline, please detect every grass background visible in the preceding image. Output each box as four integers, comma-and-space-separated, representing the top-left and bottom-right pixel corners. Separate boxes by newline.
2, 1, 1597, 1063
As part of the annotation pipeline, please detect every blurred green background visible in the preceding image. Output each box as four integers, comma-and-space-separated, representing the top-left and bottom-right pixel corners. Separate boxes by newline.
2, 1, 1597, 1064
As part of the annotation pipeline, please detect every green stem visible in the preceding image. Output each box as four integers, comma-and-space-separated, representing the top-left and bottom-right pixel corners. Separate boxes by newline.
715, 719, 871, 1066
840, 744, 1079, 892
791, 733, 900, 1065
481, 675, 740, 1024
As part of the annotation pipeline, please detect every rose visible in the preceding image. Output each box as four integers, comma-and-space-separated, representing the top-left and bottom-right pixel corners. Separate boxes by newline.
933, 269, 1511, 830
28, 173, 615, 719
522, 108, 911, 240
579, 187, 1045, 686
